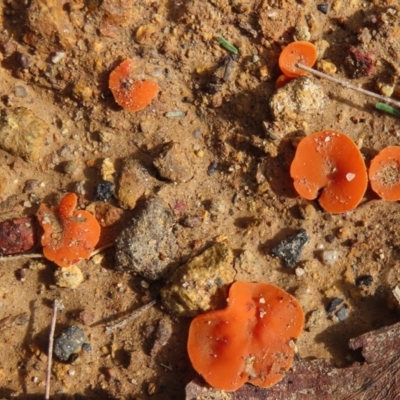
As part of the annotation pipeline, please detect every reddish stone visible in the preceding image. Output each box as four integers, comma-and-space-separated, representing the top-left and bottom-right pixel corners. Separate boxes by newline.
0, 217, 36, 255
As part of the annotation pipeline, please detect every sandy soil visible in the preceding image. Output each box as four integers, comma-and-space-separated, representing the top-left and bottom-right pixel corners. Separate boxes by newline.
0, 0, 400, 399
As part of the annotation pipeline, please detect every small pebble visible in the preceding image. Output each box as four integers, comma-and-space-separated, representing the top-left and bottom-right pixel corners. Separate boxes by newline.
94, 181, 114, 201
51, 51, 66, 64
271, 229, 310, 268
295, 267, 305, 277
15, 86, 28, 98
54, 265, 84, 289
54, 326, 90, 362
164, 111, 186, 118
321, 249, 338, 265
207, 161, 219, 176
336, 305, 349, 321
326, 297, 343, 313
356, 275, 373, 287
317, 3, 329, 14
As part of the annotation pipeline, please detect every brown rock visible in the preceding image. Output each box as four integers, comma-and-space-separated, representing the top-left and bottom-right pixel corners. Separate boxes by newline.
161, 241, 236, 317
25, 0, 76, 52
0, 107, 50, 162
114, 197, 178, 280
116, 159, 155, 210
153, 142, 194, 183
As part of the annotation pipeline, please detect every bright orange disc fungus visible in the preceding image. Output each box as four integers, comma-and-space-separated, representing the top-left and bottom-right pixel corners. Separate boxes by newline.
37, 193, 101, 267
369, 146, 400, 201
275, 74, 294, 89
279, 41, 317, 78
109, 59, 158, 112
290, 130, 368, 214
187, 281, 304, 391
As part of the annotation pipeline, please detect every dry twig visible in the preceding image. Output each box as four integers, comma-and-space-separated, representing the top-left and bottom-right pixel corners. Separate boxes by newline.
45, 299, 64, 400
296, 62, 400, 109
105, 300, 156, 334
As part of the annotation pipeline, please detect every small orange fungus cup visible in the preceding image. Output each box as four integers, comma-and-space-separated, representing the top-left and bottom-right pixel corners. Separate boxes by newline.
275, 74, 294, 89
187, 281, 304, 391
37, 193, 101, 267
109, 59, 158, 112
290, 130, 368, 214
369, 146, 400, 201
279, 41, 317, 78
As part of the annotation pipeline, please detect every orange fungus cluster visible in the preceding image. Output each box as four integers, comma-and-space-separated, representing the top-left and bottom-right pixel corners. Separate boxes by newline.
187, 281, 304, 391
37, 193, 101, 267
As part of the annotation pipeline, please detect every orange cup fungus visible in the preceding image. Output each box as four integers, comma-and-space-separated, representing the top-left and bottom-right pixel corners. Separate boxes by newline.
290, 130, 368, 214
278, 41, 317, 78
275, 74, 294, 89
37, 193, 101, 267
187, 281, 304, 391
369, 146, 400, 201
109, 59, 158, 112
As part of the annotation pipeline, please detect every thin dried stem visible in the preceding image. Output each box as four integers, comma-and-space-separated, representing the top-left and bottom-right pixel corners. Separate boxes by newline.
105, 300, 156, 334
89, 243, 114, 257
0, 254, 42, 262
296, 62, 400, 109
45, 300, 64, 400
0, 243, 114, 263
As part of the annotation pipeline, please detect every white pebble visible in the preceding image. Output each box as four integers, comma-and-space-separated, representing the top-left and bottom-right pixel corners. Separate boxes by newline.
346, 173, 355, 181
51, 51, 66, 64
321, 250, 339, 265
295, 267, 305, 276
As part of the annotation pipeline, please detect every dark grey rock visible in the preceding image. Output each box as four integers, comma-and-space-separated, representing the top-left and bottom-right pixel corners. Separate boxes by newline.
114, 197, 178, 280
356, 275, 373, 287
54, 326, 90, 362
326, 298, 344, 313
271, 229, 310, 267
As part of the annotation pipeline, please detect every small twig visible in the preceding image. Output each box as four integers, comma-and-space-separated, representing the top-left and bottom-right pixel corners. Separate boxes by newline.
89, 243, 114, 258
0, 253, 42, 262
160, 363, 173, 371
105, 300, 156, 334
375, 102, 400, 118
296, 62, 400, 109
0, 243, 114, 263
45, 300, 64, 400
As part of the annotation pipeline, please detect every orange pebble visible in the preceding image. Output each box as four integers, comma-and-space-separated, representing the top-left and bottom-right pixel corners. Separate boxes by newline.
290, 130, 368, 213
37, 193, 101, 267
109, 59, 158, 112
279, 41, 317, 78
369, 146, 400, 201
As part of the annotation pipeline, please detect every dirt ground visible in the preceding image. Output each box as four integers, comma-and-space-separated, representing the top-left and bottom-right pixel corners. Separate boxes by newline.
0, 0, 400, 399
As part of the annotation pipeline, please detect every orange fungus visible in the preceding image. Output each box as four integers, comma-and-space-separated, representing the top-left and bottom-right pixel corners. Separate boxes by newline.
278, 41, 317, 78
275, 74, 294, 89
369, 146, 400, 201
37, 193, 101, 267
187, 281, 304, 391
290, 130, 368, 214
109, 59, 158, 112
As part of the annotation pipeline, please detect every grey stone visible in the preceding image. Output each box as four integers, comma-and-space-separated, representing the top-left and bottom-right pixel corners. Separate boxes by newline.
271, 229, 310, 267
114, 197, 178, 280
54, 326, 90, 362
